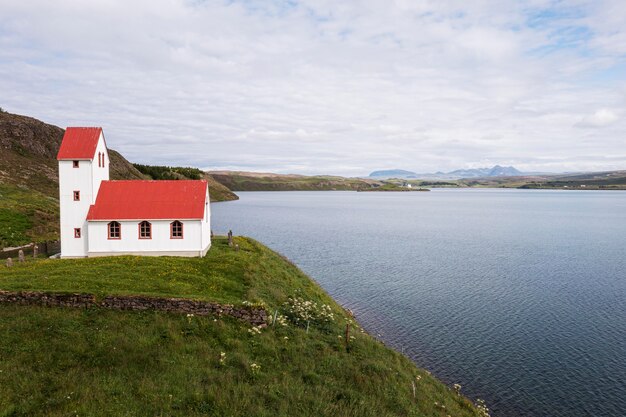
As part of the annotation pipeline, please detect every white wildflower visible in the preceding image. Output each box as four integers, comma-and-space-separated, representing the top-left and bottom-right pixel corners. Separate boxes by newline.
250, 363, 261, 373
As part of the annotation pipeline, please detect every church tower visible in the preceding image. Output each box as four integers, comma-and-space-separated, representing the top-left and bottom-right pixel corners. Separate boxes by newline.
57, 127, 109, 258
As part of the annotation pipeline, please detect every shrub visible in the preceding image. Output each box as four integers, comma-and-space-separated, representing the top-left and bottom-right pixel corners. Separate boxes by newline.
283, 296, 335, 329
133, 164, 204, 180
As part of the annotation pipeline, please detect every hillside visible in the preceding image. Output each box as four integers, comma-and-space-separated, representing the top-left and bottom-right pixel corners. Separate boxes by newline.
209, 171, 383, 191
376, 171, 626, 190
0, 111, 145, 196
0, 236, 487, 416
134, 164, 238, 202
458, 171, 626, 190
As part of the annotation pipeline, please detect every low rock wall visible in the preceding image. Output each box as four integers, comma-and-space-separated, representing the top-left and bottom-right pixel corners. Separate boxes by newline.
0, 290, 267, 326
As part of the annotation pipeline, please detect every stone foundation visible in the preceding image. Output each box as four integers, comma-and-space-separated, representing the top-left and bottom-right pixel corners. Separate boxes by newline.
0, 290, 267, 326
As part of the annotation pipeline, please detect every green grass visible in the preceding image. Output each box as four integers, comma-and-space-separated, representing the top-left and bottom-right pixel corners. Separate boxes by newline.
0, 237, 485, 417
0, 183, 59, 248
0, 238, 324, 307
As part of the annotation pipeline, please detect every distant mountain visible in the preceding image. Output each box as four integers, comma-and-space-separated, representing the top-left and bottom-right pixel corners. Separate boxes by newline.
369, 169, 418, 179
368, 165, 524, 180
448, 165, 523, 178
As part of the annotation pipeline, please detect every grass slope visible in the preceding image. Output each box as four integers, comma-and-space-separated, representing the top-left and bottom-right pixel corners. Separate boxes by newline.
0, 183, 59, 247
0, 237, 485, 417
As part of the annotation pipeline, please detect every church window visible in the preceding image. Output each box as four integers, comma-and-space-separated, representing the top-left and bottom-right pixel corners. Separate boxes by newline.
170, 221, 183, 239
73, 190, 80, 201
139, 221, 152, 239
108, 221, 121, 239
74, 228, 81, 238
73, 160, 79, 168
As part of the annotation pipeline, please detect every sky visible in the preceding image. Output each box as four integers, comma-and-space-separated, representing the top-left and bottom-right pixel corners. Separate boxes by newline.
1, 0, 625, 176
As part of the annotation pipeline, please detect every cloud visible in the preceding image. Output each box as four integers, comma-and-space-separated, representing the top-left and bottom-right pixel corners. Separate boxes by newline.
0, 0, 625, 175
577, 108, 620, 128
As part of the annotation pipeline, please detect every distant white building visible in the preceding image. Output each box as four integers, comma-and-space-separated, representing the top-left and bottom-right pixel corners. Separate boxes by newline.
57, 127, 211, 258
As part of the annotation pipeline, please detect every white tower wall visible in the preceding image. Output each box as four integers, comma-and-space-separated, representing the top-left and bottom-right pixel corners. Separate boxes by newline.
59, 132, 109, 258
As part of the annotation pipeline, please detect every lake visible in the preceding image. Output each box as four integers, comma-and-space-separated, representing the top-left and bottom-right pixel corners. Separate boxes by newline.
212, 189, 626, 417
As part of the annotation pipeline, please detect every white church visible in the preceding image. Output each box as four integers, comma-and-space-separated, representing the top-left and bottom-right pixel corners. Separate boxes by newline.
57, 127, 211, 258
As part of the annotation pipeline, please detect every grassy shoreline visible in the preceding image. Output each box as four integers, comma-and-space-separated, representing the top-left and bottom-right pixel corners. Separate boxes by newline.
0, 237, 487, 416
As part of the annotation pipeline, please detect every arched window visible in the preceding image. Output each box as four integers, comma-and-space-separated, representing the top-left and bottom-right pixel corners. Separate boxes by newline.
170, 221, 183, 239
108, 221, 121, 239
139, 221, 151, 239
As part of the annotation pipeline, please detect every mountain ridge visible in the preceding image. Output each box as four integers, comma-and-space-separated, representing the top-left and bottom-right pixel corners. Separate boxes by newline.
369, 165, 523, 179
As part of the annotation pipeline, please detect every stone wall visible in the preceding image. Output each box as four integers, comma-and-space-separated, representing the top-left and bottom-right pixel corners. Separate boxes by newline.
0, 241, 61, 260
0, 290, 267, 326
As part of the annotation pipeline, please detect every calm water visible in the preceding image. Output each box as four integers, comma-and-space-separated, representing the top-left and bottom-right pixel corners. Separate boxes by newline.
212, 189, 626, 417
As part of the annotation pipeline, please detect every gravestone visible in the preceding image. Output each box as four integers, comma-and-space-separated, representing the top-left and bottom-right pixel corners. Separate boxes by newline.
33, 245, 38, 258
6, 258, 12, 267
18, 250, 25, 263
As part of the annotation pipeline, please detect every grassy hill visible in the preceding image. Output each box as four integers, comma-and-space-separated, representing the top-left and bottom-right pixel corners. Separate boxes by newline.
382, 172, 626, 190
513, 171, 626, 190
208, 171, 384, 192
0, 183, 59, 248
0, 237, 488, 417
453, 171, 626, 189
134, 164, 238, 203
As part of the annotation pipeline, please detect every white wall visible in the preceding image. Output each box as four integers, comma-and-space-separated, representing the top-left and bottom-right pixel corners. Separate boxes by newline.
201, 189, 211, 250
87, 219, 209, 256
59, 132, 108, 258
92, 132, 109, 201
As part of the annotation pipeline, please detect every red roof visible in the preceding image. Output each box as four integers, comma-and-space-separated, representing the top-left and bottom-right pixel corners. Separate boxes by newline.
57, 127, 103, 160
87, 180, 208, 221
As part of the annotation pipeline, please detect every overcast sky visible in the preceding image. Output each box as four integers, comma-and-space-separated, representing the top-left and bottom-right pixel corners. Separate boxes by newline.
1, 0, 625, 175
